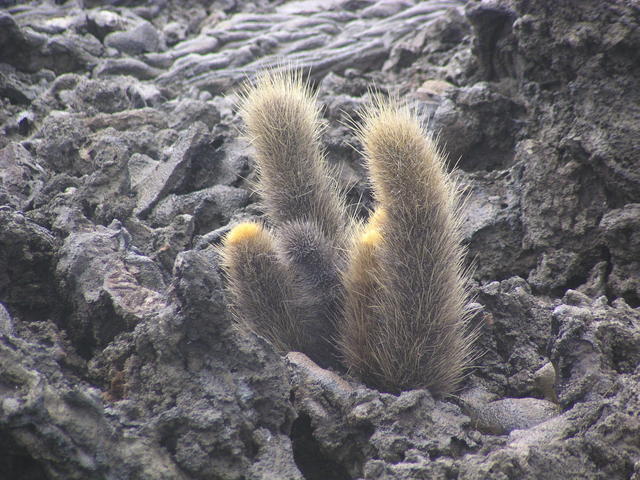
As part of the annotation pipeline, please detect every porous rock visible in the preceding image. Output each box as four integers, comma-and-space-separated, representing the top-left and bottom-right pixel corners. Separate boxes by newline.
0, 208, 59, 317
550, 290, 640, 409
461, 396, 559, 435
0, 0, 639, 478
0, 142, 47, 209
104, 21, 162, 55
56, 220, 168, 356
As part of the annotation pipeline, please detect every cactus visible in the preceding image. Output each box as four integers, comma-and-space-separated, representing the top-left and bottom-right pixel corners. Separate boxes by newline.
220, 72, 476, 395
222, 71, 352, 368
340, 98, 476, 394
220, 222, 306, 353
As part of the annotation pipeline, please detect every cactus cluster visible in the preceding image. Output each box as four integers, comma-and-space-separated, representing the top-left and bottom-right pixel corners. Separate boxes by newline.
219, 71, 476, 396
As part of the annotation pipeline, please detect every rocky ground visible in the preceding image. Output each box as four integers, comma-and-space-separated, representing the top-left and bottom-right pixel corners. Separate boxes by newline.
1, 0, 639, 478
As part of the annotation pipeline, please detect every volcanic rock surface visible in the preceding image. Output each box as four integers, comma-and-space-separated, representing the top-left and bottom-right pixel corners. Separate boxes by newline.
1, 0, 639, 478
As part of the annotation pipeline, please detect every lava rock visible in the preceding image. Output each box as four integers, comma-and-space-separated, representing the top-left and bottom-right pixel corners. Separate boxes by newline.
134, 122, 209, 218
149, 184, 250, 234
0, 142, 47, 209
104, 21, 162, 55
600, 204, 640, 306
0, 209, 59, 318
550, 290, 640, 409
56, 221, 168, 356
462, 396, 559, 435
1, 0, 639, 478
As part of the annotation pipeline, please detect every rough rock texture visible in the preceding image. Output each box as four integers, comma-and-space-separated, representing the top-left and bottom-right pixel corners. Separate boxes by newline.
1, 0, 639, 478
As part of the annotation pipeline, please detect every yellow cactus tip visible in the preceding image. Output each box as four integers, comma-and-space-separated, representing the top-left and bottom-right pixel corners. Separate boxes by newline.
368, 208, 387, 230
225, 223, 263, 246
360, 228, 382, 246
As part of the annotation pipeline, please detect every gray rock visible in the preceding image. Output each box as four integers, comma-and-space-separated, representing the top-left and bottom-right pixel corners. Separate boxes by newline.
163, 97, 221, 130
600, 204, 640, 304
128, 153, 158, 192
362, 0, 413, 19
0, 320, 186, 480
144, 34, 220, 68
94, 57, 162, 80
462, 396, 559, 435
473, 277, 554, 397
0, 209, 59, 317
288, 355, 475, 479
56, 222, 168, 354
1, 0, 640, 477
0, 64, 40, 106
159, 246, 302, 478
0, 303, 13, 335
156, 0, 463, 93
104, 21, 162, 55
0, 12, 102, 74
86, 9, 126, 41
33, 112, 91, 174
149, 184, 250, 234
69, 78, 133, 114
432, 82, 524, 171
163, 21, 187, 46
460, 169, 530, 281
0, 142, 47, 210
550, 290, 640, 408
533, 362, 558, 403
458, 401, 626, 480
134, 122, 209, 217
